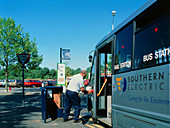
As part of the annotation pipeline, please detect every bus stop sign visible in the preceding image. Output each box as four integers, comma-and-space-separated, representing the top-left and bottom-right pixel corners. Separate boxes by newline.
17, 53, 30, 65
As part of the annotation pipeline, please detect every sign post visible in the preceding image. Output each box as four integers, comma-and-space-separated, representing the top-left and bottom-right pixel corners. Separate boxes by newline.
59, 48, 70, 108
17, 52, 30, 106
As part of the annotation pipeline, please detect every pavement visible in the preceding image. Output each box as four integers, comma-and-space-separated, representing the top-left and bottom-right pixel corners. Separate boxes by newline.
0, 88, 92, 128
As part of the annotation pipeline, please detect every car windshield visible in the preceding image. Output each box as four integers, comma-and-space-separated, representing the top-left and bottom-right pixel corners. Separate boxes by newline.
9, 80, 15, 82
34, 80, 40, 82
25, 80, 32, 82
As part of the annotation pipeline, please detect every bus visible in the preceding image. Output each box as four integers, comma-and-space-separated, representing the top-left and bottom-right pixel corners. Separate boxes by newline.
87, 0, 170, 127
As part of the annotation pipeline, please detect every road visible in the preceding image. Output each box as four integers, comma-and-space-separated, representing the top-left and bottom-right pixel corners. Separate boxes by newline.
0, 87, 110, 128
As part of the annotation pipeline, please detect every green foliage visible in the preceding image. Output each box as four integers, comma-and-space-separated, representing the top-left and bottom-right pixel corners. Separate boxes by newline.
0, 69, 5, 79
107, 54, 112, 73
0, 17, 43, 91
85, 66, 91, 79
0, 66, 91, 80
49, 69, 57, 78
65, 67, 71, 77
74, 68, 81, 74
42, 67, 50, 76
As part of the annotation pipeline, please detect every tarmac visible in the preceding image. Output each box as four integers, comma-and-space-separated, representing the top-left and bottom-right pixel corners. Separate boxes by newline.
0, 88, 92, 128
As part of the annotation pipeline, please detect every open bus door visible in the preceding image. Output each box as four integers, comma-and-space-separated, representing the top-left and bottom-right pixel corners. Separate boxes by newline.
89, 40, 113, 126
96, 52, 112, 126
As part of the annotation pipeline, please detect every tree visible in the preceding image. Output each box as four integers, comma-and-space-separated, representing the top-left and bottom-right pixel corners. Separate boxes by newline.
65, 67, 72, 77
49, 69, 57, 78
0, 17, 43, 92
41, 67, 50, 79
9, 68, 22, 79
107, 54, 112, 74
74, 68, 81, 75
85, 66, 91, 79
0, 69, 5, 79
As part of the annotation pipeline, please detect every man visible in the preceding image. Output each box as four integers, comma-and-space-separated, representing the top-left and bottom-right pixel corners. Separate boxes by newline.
63, 70, 90, 123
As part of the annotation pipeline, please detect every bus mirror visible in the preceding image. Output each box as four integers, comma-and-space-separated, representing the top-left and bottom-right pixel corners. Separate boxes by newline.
89, 55, 93, 62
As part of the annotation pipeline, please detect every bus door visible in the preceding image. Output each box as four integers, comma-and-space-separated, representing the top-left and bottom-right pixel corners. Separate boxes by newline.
97, 42, 112, 119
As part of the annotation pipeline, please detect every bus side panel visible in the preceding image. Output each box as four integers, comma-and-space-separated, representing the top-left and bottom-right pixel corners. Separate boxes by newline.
112, 64, 170, 127
112, 108, 170, 128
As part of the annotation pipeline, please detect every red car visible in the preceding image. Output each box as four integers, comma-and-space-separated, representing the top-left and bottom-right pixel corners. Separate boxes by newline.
24, 79, 42, 87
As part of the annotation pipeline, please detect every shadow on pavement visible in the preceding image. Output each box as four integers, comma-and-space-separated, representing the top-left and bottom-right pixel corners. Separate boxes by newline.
0, 93, 41, 128
80, 114, 92, 124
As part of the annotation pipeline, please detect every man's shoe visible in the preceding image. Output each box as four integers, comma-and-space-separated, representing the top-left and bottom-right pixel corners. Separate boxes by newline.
63, 118, 69, 122
73, 119, 81, 123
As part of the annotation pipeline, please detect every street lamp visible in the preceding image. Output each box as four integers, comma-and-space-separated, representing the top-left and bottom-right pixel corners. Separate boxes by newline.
112, 11, 116, 30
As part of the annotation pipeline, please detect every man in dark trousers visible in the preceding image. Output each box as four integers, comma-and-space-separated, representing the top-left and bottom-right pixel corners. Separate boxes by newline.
63, 70, 90, 123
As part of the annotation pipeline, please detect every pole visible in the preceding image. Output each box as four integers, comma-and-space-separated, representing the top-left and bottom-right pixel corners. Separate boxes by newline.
60, 48, 64, 108
22, 65, 25, 107
112, 11, 116, 30
112, 16, 114, 30
60, 48, 62, 63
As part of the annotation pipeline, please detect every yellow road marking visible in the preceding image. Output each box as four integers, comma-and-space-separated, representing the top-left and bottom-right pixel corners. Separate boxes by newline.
85, 124, 95, 128
92, 124, 104, 128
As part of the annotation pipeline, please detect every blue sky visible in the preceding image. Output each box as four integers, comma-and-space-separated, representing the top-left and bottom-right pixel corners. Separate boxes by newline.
0, 0, 148, 70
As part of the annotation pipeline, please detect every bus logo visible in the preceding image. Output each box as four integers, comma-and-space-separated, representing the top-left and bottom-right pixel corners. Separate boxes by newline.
116, 77, 127, 92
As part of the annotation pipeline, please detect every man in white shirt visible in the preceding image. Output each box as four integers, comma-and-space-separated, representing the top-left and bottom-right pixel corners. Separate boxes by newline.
63, 70, 89, 123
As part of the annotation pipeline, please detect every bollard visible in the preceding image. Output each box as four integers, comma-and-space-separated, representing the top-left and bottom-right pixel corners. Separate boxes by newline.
9, 86, 11, 91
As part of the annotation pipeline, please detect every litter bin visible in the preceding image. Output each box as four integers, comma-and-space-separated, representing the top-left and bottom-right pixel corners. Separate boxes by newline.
41, 86, 63, 123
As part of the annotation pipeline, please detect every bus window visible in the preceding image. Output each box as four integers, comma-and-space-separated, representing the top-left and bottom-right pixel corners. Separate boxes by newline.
100, 53, 112, 76
107, 54, 112, 76
134, 15, 170, 69
114, 23, 133, 73
100, 53, 105, 77
99, 53, 105, 109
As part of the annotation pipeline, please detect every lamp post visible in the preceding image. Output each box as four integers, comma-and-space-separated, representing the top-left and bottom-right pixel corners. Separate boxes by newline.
112, 11, 116, 30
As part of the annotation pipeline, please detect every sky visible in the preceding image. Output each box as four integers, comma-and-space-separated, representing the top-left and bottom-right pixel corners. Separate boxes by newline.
0, 0, 149, 70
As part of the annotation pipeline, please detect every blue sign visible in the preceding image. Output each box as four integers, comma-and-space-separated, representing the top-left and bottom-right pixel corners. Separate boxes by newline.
62, 49, 71, 60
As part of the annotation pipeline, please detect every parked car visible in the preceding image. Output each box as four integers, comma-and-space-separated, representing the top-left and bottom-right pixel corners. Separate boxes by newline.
46, 80, 57, 86
0, 79, 6, 87
9, 79, 22, 87
24, 79, 42, 87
